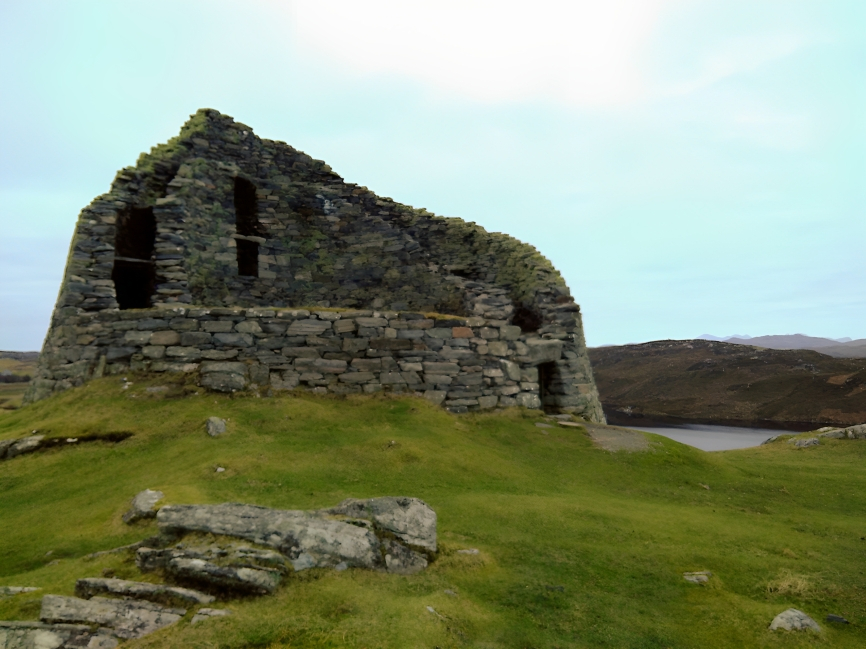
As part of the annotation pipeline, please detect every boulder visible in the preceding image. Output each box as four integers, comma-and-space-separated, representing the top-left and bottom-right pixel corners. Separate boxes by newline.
75, 578, 214, 605
769, 608, 821, 632
325, 497, 437, 552
0, 439, 15, 459
793, 437, 819, 448
156, 503, 381, 570
122, 489, 164, 524
40, 594, 185, 640
205, 417, 227, 437
0, 621, 115, 649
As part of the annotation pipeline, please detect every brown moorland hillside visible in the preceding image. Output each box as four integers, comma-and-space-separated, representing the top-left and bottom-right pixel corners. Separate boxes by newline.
589, 339, 866, 429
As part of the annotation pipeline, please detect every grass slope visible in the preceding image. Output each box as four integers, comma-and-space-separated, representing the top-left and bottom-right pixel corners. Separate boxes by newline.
589, 339, 866, 428
1, 374, 865, 648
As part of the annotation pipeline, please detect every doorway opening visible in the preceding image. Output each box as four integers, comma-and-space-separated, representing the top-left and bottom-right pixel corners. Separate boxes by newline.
112, 206, 156, 309
538, 361, 556, 411
234, 177, 260, 277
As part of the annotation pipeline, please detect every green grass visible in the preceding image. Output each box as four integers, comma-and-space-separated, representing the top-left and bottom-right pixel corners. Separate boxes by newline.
1, 374, 865, 648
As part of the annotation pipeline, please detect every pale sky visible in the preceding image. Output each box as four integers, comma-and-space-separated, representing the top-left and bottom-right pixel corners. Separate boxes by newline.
1, 0, 864, 350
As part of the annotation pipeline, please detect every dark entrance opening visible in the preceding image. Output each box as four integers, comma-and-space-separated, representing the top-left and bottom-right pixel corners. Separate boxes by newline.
538, 361, 556, 411
234, 177, 260, 277
112, 206, 156, 309
513, 306, 543, 333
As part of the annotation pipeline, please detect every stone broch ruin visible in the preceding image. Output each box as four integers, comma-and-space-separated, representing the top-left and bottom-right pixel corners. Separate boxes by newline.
24, 109, 604, 420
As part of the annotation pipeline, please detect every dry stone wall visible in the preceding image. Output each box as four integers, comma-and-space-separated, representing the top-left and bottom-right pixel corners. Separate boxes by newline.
27, 306, 599, 415
25, 108, 604, 420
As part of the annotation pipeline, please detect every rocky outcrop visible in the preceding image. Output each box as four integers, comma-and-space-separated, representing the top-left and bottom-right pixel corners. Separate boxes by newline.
0, 496, 436, 645
155, 497, 435, 574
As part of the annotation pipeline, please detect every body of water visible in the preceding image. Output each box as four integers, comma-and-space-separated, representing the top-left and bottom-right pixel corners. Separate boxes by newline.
626, 424, 793, 451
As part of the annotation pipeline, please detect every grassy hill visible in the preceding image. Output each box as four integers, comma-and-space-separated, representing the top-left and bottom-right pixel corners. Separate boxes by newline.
589, 339, 866, 429
1, 373, 865, 648
0, 351, 38, 411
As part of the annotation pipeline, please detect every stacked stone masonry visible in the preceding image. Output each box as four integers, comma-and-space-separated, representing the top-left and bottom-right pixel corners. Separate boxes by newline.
24, 109, 604, 420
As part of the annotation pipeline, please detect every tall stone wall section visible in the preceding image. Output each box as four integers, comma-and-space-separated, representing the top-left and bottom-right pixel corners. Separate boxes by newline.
26, 307, 597, 415
25, 109, 605, 421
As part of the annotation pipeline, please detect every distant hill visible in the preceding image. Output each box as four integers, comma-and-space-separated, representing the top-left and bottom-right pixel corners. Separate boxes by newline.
588, 339, 866, 428
696, 334, 866, 358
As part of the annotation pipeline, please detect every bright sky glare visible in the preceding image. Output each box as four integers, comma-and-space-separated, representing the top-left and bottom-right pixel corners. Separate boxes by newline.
0, 0, 864, 350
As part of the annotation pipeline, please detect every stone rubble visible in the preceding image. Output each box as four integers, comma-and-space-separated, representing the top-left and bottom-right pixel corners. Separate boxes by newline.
75, 578, 214, 606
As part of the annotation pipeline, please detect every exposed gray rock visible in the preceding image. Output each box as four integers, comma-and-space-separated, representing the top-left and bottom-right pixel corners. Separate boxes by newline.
845, 423, 866, 439
190, 608, 232, 625
0, 439, 15, 459
205, 417, 227, 437
157, 503, 382, 570
75, 578, 214, 606
381, 539, 428, 575
136, 540, 289, 595
40, 595, 185, 640
826, 614, 849, 624
325, 497, 437, 552
122, 489, 164, 524
817, 429, 845, 439
792, 437, 819, 448
683, 571, 712, 584
769, 608, 821, 632
0, 621, 109, 649
165, 557, 281, 595
6, 436, 45, 459
0, 587, 40, 596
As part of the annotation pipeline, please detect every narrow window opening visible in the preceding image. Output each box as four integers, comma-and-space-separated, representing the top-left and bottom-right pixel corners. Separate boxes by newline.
513, 306, 543, 333
112, 207, 156, 309
234, 177, 260, 277
538, 361, 556, 411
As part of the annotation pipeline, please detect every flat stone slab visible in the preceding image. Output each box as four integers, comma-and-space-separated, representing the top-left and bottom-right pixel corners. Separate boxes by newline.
75, 577, 214, 605
769, 608, 821, 632
40, 594, 185, 640
584, 424, 651, 452
0, 621, 113, 649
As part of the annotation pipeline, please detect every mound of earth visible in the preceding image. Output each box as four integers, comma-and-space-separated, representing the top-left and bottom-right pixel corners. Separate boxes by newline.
588, 339, 866, 428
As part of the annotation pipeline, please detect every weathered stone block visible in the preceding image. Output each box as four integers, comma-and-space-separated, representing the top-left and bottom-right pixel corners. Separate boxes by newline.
202, 321, 234, 333
422, 362, 460, 375
426, 328, 453, 339
338, 372, 375, 383
286, 319, 331, 336
150, 330, 181, 346
370, 338, 412, 350
213, 333, 254, 347
124, 331, 153, 345
166, 346, 202, 361
516, 392, 541, 409
235, 320, 263, 334
312, 358, 347, 374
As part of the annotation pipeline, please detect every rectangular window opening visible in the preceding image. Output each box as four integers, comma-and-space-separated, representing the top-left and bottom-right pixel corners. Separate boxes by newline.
234, 177, 260, 277
112, 206, 156, 309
